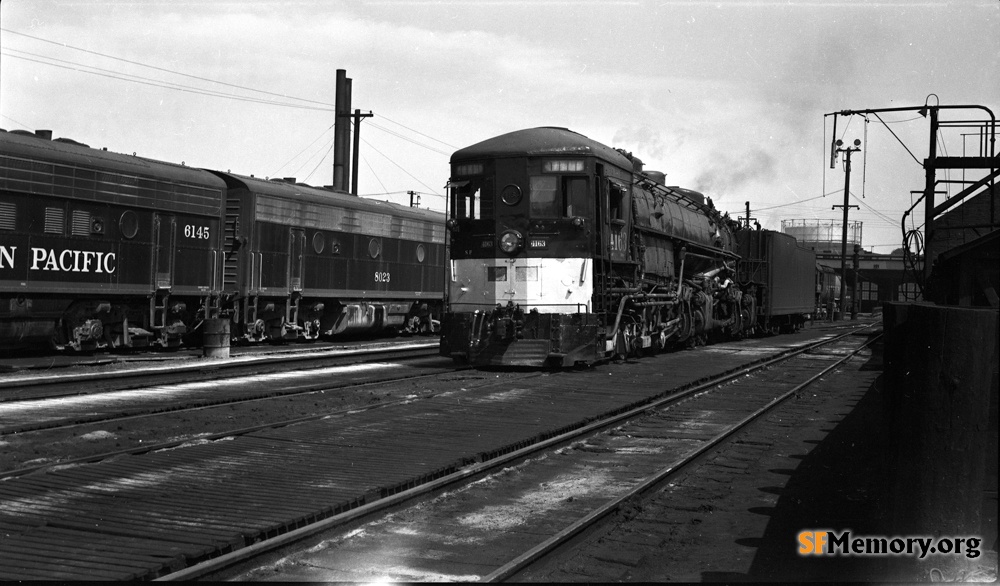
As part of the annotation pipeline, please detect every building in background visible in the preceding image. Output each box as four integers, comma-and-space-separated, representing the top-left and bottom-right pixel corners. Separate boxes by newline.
781, 219, 922, 314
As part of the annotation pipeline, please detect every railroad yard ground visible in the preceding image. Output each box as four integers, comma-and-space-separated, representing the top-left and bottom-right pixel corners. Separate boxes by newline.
1, 318, 996, 583
516, 321, 998, 584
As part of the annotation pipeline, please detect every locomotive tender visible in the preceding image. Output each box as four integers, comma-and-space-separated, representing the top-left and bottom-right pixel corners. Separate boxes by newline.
439, 127, 815, 367
0, 129, 444, 351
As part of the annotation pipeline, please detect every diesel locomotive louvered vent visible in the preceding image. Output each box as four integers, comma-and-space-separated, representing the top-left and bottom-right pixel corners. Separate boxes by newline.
44, 207, 64, 234
0, 201, 15, 230
71, 210, 91, 236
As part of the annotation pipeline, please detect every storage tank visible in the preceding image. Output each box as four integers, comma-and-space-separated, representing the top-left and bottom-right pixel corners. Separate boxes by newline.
781, 219, 862, 254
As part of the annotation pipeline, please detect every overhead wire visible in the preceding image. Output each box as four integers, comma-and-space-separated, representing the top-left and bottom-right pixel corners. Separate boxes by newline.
2, 28, 334, 108
271, 124, 336, 177
366, 121, 451, 156
2, 49, 334, 110
752, 190, 838, 212
4, 27, 456, 196
360, 154, 389, 194
360, 137, 440, 194
302, 140, 337, 184
1, 113, 33, 129
377, 115, 458, 150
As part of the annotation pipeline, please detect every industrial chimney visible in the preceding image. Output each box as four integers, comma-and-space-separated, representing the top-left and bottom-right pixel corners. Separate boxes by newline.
332, 70, 353, 193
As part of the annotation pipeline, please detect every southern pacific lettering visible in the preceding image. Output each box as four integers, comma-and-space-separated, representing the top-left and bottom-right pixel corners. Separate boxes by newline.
0, 246, 117, 273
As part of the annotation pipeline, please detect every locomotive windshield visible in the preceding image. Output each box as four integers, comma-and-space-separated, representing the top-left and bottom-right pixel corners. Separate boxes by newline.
528, 175, 589, 218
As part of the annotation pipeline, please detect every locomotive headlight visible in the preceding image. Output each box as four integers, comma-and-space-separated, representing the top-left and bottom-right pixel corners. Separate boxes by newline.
498, 230, 523, 255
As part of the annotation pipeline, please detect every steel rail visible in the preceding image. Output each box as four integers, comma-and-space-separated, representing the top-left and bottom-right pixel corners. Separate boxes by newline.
0, 363, 474, 481
484, 331, 882, 581
0, 339, 441, 395
0, 346, 444, 437
161, 323, 876, 581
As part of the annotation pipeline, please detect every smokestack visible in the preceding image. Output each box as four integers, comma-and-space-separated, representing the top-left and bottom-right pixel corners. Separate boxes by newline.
343, 78, 353, 194
35, 130, 53, 140
333, 69, 348, 191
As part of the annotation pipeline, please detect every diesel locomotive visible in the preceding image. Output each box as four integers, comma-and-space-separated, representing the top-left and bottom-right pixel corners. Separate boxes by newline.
0, 129, 445, 351
439, 127, 816, 367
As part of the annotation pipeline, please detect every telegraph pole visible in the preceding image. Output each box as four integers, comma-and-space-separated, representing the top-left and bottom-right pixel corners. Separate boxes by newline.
739, 201, 757, 229
351, 109, 374, 196
832, 139, 860, 321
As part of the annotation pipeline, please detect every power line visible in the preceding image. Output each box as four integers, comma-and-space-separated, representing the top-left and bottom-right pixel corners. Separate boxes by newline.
2, 28, 334, 108
0, 113, 33, 129
360, 154, 389, 194
302, 140, 337, 184
360, 137, 440, 194
367, 121, 451, 156
2, 50, 334, 111
377, 115, 459, 150
271, 125, 336, 177
752, 190, 836, 212
5, 27, 459, 196
5, 28, 459, 151
850, 192, 898, 225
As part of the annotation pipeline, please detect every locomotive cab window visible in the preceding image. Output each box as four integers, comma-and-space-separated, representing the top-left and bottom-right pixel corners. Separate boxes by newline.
529, 175, 589, 219
529, 176, 559, 218
564, 177, 588, 217
608, 179, 625, 223
450, 180, 487, 220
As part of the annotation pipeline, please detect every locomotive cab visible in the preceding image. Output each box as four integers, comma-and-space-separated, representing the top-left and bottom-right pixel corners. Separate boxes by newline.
440, 127, 753, 369
441, 128, 638, 367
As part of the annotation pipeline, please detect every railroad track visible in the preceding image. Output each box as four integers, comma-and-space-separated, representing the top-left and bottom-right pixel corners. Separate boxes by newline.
202, 325, 881, 582
0, 341, 442, 431
0, 343, 470, 478
0, 321, 878, 580
0, 339, 441, 401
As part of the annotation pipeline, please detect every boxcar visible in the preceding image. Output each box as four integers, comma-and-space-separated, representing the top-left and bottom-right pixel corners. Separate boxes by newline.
735, 228, 816, 333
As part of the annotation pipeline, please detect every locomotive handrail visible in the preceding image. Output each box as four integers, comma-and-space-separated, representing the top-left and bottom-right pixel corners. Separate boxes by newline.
447, 302, 590, 311
632, 224, 739, 260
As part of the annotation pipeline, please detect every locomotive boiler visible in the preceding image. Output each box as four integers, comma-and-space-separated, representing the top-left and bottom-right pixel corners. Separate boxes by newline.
439, 127, 755, 367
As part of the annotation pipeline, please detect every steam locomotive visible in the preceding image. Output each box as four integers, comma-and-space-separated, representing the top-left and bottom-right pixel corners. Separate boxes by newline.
0, 129, 445, 351
439, 127, 816, 367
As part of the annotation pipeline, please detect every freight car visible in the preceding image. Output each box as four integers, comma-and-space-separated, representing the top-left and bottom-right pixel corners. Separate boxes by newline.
0, 129, 444, 351
735, 228, 817, 334
439, 126, 766, 367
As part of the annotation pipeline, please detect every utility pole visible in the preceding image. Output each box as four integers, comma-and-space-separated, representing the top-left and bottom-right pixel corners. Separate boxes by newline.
738, 201, 757, 229
351, 109, 373, 196
852, 244, 861, 320
832, 138, 861, 321
408, 190, 420, 208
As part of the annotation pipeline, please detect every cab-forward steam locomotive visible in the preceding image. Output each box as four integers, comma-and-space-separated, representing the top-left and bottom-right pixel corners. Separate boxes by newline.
439, 127, 815, 367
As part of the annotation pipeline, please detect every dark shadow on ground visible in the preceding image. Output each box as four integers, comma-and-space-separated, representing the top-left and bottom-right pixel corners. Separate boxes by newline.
703, 332, 892, 582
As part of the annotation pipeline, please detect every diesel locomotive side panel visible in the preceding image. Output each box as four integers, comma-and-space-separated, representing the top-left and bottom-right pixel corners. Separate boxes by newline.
210, 171, 444, 341
0, 130, 226, 349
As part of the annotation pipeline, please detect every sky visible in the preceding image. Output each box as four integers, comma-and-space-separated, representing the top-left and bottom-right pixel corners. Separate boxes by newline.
2, 0, 997, 253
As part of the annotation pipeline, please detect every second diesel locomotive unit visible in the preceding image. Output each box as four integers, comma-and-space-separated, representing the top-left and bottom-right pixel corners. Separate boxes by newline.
439, 127, 816, 367
0, 129, 445, 351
